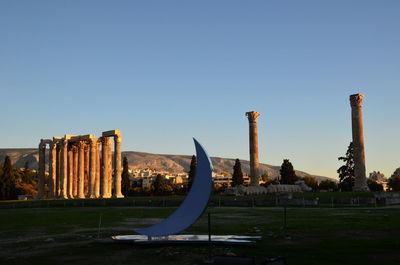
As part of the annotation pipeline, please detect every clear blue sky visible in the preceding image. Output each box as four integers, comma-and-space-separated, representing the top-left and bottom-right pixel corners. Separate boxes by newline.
1, 0, 399, 179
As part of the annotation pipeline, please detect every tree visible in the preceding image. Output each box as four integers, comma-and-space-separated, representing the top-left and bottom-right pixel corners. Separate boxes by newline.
337, 142, 354, 191
367, 179, 384, 192
369, 171, 387, 182
262, 173, 279, 187
121, 156, 131, 196
388, 168, 400, 191
0, 156, 16, 200
279, 159, 298, 184
302, 176, 318, 191
260, 173, 269, 183
187, 155, 197, 190
318, 180, 338, 191
23, 161, 29, 172
22, 161, 31, 183
231, 159, 244, 187
153, 174, 166, 195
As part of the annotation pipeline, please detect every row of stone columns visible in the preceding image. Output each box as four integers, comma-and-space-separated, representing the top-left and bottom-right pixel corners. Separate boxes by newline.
37, 130, 124, 199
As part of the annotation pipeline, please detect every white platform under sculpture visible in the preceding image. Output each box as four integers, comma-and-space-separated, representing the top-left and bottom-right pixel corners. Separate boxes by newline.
112, 234, 261, 245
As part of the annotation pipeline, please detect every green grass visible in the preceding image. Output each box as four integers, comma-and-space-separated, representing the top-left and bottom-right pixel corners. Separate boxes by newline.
1, 192, 384, 209
1, 206, 400, 265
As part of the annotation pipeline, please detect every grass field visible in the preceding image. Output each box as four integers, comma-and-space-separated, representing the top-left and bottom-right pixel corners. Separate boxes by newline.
1, 192, 383, 209
1, 205, 400, 265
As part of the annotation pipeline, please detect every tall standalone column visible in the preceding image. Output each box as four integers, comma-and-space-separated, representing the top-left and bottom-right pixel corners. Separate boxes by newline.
88, 138, 97, 198
246, 111, 261, 186
77, 141, 86, 198
113, 134, 124, 198
101, 137, 112, 198
350, 94, 369, 191
60, 139, 68, 198
48, 142, 57, 198
37, 140, 46, 198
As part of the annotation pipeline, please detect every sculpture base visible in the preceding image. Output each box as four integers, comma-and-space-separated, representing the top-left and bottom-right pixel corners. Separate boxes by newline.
111, 234, 260, 245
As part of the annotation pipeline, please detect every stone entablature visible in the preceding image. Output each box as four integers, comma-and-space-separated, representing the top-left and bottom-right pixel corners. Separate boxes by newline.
37, 130, 124, 199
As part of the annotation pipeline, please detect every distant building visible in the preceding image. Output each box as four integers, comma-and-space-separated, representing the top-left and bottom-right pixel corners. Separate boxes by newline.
130, 168, 254, 189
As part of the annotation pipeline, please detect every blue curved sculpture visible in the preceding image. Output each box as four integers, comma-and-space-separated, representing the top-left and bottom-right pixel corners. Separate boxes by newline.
134, 138, 213, 237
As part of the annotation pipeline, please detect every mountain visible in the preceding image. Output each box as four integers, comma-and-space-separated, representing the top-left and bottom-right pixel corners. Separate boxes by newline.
0, 148, 333, 182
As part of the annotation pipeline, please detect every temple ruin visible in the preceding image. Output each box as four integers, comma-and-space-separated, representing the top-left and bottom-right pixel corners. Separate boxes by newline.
37, 130, 124, 199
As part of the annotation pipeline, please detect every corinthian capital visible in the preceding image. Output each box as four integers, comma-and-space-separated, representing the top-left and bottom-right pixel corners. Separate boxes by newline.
78, 140, 86, 149
246, 111, 260, 123
350, 94, 364, 108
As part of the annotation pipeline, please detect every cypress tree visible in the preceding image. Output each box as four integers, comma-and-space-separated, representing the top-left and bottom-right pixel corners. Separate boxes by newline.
121, 156, 131, 196
232, 159, 244, 187
22, 161, 30, 183
153, 174, 165, 195
0, 156, 16, 200
337, 142, 355, 191
279, 159, 298, 184
188, 155, 197, 190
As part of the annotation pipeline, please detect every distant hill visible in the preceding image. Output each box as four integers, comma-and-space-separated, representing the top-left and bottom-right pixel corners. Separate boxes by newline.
0, 148, 334, 182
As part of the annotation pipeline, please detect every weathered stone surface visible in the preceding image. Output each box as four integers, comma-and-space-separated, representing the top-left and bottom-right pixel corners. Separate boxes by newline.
102, 129, 121, 137
95, 141, 101, 198
113, 134, 124, 198
88, 137, 97, 198
60, 139, 68, 199
101, 137, 112, 198
246, 111, 261, 186
48, 142, 57, 198
36, 130, 124, 200
350, 94, 369, 192
67, 148, 73, 198
72, 145, 78, 197
77, 141, 85, 198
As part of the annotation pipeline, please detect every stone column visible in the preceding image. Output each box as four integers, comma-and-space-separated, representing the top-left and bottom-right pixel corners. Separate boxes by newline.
55, 144, 61, 197
37, 140, 46, 198
88, 138, 97, 198
350, 94, 369, 191
246, 111, 261, 186
48, 142, 57, 198
113, 134, 124, 198
60, 139, 68, 198
84, 144, 89, 196
101, 137, 112, 198
99, 137, 106, 198
107, 141, 112, 197
77, 141, 85, 198
67, 147, 73, 198
72, 145, 78, 198
95, 141, 101, 198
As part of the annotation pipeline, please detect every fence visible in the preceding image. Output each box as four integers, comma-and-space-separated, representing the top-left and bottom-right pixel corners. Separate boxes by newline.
1, 193, 399, 209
